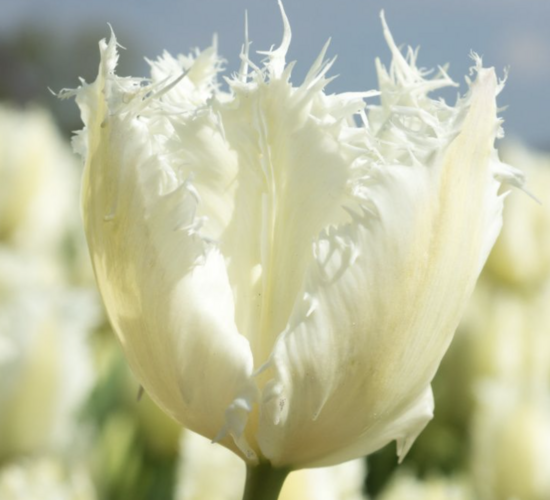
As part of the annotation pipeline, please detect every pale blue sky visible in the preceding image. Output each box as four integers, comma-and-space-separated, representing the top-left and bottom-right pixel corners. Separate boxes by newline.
2, 0, 549, 147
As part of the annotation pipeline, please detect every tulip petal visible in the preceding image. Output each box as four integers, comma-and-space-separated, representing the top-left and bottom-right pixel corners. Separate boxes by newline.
258, 54, 515, 467
76, 36, 259, 461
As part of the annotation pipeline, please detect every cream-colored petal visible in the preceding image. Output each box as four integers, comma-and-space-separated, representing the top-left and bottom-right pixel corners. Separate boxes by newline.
76, 37, 258, 461
216, 74, 365, 369
146, 24, 370, 372
258, 60, 513, 467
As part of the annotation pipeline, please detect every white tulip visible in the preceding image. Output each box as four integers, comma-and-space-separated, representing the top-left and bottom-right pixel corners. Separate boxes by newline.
69, 3, 521, 472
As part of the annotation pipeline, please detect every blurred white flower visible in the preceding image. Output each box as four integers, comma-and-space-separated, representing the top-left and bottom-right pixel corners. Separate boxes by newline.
0, 249, 98, 459
0, 456, 97, 500
485, 142, 550, 287
472, 382, 550, 500
460, 281, 550, 390
177, 431, 244, 500
0, 105, 78, 254
177, 430, 367, 500
0, 335, 16, 367
70, 4, 520, 468
378, 472, 472, 500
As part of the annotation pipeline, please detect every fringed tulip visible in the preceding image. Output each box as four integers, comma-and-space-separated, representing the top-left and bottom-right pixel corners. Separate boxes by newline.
68, 1, 521, 476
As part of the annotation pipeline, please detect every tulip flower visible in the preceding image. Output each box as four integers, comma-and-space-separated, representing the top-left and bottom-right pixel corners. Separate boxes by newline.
69, 2, 521, 495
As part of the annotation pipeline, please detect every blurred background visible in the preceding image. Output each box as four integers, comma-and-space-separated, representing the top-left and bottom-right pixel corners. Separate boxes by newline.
0, 0, 549, 499
2, 0, 549, 148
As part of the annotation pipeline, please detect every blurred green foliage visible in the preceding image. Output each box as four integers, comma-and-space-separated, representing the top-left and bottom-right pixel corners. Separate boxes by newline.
82, 328, 180, 500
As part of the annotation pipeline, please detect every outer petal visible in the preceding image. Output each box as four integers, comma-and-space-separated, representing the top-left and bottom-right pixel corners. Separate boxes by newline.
75, 37, 258, 461
258, 64, 513, 467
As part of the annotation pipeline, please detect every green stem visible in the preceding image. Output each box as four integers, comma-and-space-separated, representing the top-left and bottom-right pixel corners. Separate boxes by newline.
242, 462, 290, 500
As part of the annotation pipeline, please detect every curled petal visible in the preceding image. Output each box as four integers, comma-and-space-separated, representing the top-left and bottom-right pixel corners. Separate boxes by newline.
258, 62, 514, 467
77, 36, 259, 461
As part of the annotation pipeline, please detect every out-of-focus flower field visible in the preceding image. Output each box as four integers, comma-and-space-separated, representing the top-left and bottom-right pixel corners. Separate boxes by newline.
1, 11, 550, 500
